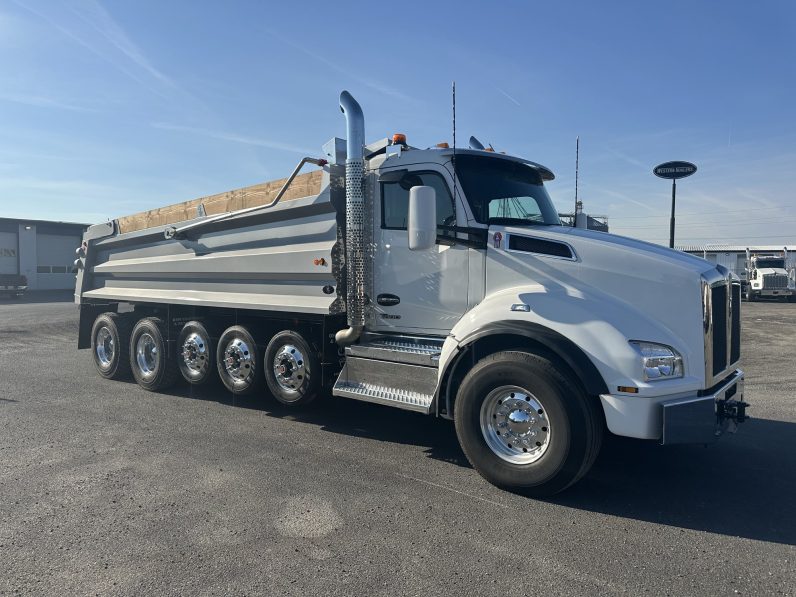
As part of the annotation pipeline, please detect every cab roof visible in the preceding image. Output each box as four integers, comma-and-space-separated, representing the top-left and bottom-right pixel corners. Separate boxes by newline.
364, 139, 555, 181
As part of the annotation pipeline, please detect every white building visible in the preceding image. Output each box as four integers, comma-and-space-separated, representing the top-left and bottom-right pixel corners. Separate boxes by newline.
0, 217, 88, 290
678, 244, 796, 280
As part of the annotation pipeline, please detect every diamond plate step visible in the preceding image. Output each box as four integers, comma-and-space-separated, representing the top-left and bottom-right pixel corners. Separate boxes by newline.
346, 336, 443, 367
332, 356, 437, 414
333, 380, 433, 413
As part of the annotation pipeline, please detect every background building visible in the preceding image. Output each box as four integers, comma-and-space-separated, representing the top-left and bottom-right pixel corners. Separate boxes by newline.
558, 201, 609, 232
558, 212, 609, 232
0, 217, 88, 290
678, 244, 796, 280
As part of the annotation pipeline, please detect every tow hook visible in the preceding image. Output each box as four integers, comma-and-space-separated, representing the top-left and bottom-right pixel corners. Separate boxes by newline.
717, 399, 749, 427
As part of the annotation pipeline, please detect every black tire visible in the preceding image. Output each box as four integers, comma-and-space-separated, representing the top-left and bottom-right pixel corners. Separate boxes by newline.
129, 317, 179, 391
216, 325, 263, 395
454, 351, 603, 496
90, 312, 132, 380
745, 287, 756, 302
264, 330, 320, 406
177, 320, 217, 386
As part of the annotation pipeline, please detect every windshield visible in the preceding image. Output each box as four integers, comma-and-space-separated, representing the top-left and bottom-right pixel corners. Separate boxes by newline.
454, 155, 561, 226
755, 258, 785, 269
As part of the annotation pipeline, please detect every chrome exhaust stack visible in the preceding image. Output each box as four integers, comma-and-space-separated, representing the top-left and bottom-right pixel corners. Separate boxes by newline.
335, 91, 366, 347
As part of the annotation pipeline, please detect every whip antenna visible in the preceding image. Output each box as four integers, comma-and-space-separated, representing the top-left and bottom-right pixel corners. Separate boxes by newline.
574, 136, 579, 226
452, 81, 457, 217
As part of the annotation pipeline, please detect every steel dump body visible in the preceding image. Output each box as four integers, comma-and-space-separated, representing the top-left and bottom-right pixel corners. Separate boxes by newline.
76, 170, 346, 315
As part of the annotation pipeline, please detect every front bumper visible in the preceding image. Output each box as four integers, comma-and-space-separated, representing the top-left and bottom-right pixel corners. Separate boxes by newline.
661, 369, 746, 444
599, 369, 746, 443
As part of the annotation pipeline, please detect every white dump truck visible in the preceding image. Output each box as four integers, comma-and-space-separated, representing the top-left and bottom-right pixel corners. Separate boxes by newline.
74, 91, 747, 494
743, 249, 795, 302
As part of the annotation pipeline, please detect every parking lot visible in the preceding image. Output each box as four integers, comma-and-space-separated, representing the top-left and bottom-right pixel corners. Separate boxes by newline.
1, 293, 794, 596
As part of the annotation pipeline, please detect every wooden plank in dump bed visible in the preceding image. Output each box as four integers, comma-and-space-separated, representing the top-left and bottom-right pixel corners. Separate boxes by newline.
116, 170, 324, 234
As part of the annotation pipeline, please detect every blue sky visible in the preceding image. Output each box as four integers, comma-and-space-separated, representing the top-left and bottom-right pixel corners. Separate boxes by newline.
1, 0, 794, 245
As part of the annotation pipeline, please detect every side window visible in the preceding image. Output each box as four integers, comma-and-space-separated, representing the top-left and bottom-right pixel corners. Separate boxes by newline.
381, 171, 454, 230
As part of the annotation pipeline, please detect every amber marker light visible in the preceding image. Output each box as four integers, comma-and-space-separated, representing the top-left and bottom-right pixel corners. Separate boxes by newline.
617, 386, 639, 394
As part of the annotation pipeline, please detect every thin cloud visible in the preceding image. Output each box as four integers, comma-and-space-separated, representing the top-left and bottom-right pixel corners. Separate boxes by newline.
601, 146, 651, 172
264, 29, 416, 104
0, 91, 95, 112
497, 87, 521, 107
0, 175, 118, 195
151, 122, 317, 155
10, 0, 176, 100
65, 0, 176, 89
595, 188, 659, 213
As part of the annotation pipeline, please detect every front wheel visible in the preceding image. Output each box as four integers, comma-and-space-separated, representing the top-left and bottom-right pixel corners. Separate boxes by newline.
745, 287, 756, 302
454, 351, 603, 496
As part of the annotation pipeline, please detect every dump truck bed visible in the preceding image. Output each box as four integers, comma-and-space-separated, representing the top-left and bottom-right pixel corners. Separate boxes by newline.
76, 168, 346, 315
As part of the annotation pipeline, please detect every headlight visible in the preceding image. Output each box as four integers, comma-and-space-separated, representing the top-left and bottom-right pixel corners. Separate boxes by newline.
629, 341, 683, 381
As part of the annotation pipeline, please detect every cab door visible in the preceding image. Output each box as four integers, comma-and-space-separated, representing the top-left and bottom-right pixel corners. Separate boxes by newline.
371, 166, 470, 334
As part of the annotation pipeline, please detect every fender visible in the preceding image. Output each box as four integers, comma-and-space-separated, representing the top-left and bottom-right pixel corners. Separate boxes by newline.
438, 320, 609, 418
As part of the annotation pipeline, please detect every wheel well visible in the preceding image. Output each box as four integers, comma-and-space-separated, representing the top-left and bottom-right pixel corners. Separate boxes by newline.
440, 329, 608, 420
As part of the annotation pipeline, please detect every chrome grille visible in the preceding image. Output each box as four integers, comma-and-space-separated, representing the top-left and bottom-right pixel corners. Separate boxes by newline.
711, 284, 727, 376
730, 283, 741, 364
703, 273, 741, 385
763, 274, 788, 289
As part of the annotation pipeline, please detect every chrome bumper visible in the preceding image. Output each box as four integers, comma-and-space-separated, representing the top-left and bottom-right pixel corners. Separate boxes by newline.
661, 369, 746, 445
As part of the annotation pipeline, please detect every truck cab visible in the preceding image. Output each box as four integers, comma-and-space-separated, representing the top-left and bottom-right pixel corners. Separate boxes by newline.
340, 138, 745, 440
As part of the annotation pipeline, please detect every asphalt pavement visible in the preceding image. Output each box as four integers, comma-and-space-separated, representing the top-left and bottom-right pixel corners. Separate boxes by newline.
1, 292, 794, 596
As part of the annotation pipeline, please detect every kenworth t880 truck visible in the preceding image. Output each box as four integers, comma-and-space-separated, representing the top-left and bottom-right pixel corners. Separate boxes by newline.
74, 91, 747, 495
743, 249, 795, 302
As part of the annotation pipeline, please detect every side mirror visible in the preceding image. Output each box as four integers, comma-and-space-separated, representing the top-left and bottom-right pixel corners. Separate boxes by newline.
408, 186, 437, 251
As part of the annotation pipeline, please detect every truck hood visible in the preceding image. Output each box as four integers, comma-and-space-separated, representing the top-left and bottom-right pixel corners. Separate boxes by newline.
485, 225, 722, 385
755, 267, 789, 276
552, 227, 713, 273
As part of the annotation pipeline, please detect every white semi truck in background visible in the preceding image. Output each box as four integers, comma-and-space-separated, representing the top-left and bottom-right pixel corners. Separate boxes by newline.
74, 91, 747, 495
743, 248, 796, 302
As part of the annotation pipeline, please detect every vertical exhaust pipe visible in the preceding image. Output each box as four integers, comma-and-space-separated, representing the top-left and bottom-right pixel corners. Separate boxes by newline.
335, 91, 366, 346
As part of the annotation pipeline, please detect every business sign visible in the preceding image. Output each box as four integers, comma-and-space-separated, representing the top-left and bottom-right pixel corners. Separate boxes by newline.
653, 161, 697, 180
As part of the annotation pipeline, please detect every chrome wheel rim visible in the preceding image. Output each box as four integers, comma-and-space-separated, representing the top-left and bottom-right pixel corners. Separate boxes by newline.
135, 333, 158, 379
180, 331, 209, 380
96, 326, 114, 369
223, 338, 254, 385
480, 386, 551, 464
272, 344, 306, 395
